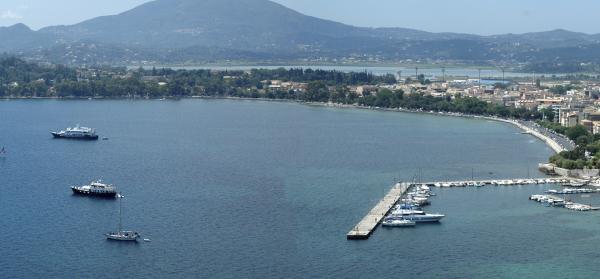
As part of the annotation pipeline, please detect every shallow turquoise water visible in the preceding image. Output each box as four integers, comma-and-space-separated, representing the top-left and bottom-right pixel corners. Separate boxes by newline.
0, 99, 598, 278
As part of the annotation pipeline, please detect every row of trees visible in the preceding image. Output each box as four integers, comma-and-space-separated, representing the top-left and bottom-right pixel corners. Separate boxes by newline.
0, 57, 398, 98
1, 57, 549, 120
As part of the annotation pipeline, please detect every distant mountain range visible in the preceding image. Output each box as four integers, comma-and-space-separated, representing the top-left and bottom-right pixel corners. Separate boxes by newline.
2, 0, 600, 72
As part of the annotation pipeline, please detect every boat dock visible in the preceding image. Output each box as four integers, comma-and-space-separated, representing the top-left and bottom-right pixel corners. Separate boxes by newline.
530, 194, 600, 211
347, 182, 410, 240
417, 177, 576, 188
347, 176, 585, 240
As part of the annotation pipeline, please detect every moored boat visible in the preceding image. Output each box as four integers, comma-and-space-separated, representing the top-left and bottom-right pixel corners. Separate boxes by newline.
106, 193, 140, 242
106, 231, 140, 241
404, 213, 445, 223
51, 124, 99, 140
71, 180, 117, 198
382, 218, 416, 227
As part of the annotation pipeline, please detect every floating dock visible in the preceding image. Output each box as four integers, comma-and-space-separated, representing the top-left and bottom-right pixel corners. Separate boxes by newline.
347, 182, 410, 240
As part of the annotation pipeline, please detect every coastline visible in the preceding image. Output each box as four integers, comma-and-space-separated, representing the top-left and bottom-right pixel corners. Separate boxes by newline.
492, 118, 566, 153
308, 102, 572, 154
2, 96, 572, 154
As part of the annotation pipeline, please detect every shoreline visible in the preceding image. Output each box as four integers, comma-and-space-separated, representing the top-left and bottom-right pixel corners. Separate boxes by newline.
2, 96, 572, 153
308, 102, 572, 154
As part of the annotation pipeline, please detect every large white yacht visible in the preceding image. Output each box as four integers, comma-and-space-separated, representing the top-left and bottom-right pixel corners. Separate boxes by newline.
51, 124, 99, 140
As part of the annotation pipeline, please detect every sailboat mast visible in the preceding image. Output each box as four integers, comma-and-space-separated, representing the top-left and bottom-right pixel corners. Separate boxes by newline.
119, 193, 123, 232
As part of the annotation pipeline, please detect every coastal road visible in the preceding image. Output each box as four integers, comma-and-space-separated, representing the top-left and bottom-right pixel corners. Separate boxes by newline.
520, 121, 575, 152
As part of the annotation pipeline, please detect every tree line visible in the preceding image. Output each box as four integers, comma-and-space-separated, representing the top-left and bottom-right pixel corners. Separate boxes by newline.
0, 57, 547, 121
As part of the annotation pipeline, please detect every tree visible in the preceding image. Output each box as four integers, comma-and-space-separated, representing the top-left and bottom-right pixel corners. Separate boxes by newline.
565, 125, 589, 141
330, 87, 347, 103
539, 108, 555, 122
303, 81, 329, 102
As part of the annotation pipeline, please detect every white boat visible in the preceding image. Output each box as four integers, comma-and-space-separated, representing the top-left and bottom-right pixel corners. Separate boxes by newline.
405, 213, 445, 223
391, 209, 425, 216
106, 193, 140, 242
382, 218, 416, 227
106, 231, 140, 241
71, 180, 117, 198
412, 196, 430, 206
51, 124, 99, 140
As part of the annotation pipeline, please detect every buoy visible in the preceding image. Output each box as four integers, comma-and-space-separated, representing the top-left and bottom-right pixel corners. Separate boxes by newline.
143, 238, 151, 242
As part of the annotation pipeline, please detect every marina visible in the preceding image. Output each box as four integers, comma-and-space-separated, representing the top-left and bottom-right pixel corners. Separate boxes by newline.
348, 176, 595, 240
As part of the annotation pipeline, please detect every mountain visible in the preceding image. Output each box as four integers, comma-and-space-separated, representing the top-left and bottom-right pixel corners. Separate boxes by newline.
0, 23, 55, 52
2, 0, 600, 70
40, 0, 381, 50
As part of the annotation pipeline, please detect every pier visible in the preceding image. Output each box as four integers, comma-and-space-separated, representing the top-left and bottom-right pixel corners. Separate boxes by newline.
347, 182, 410, 240
419, 177, 574, 188
348, 176, 581, 240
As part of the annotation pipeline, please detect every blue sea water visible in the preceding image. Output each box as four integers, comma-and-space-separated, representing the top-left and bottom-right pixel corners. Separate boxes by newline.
1, 99, 599, 278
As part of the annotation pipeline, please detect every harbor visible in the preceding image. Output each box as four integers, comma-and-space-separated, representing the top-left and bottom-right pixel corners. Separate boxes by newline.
348, 176, 597, 240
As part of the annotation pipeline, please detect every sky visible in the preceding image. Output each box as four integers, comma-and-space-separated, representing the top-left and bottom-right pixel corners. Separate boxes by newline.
1, 0, 599, 35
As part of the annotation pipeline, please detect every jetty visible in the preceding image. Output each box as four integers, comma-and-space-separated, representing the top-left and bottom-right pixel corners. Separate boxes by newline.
529, 194, 600, 211
347, 176, 584, 240
419, 177, 574, 188
347, 182, 410, 240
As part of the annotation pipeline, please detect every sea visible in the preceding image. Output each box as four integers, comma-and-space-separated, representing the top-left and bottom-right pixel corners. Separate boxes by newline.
1, 99, 600, 278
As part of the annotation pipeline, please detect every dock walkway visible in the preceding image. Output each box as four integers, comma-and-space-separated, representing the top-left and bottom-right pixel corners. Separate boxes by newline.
347, 177, 578, 240
347, 182, 410, 240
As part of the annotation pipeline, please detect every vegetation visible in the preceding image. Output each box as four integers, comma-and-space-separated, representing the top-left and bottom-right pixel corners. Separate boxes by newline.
0, 58, 395, 98
0, 56, 547, 119
538, 121, 600, 169
548, 84, 578, 95
356, 89, 544, 120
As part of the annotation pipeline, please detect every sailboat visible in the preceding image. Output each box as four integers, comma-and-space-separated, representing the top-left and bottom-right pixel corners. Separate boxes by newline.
106, 193, 140, 241
0, 147, 6, 157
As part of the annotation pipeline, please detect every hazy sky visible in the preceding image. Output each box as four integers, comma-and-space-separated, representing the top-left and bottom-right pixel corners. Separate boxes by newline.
1, 0, 599, 35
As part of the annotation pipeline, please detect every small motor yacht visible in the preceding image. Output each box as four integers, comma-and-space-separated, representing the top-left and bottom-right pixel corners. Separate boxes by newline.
404, 213, 445, 223
382, 218, 416, 227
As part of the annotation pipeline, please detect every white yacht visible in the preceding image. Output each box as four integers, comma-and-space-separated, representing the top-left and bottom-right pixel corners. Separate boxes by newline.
382, 218, 416, 227
71, 180, 117, 198
51, 124, 99, 140
392, 209, 425, 216
404, 213, 445, 223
